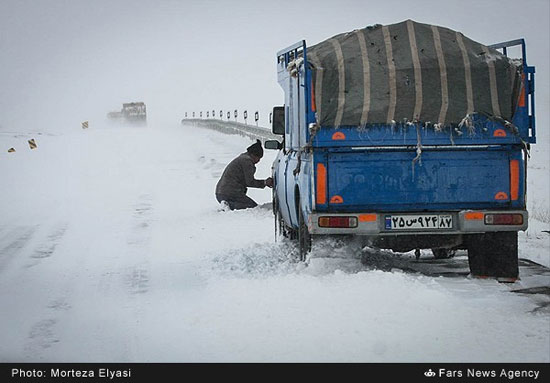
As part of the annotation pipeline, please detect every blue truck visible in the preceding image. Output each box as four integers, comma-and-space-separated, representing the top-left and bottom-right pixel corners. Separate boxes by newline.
264, 20, 535, 280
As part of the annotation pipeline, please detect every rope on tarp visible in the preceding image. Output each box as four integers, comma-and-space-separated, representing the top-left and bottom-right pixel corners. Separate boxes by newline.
411, 122, 423, 179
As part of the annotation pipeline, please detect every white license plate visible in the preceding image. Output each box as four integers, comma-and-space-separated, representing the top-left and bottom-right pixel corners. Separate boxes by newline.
384, 214, 453, 230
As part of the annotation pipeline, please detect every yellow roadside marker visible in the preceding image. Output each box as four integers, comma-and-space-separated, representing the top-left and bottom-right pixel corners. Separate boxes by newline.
28, 139, 37, 149
82, 121, 89, 129
7, 148, 15, 153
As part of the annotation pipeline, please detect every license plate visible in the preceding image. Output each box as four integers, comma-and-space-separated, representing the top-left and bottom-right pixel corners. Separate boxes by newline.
384, 214, 453, 230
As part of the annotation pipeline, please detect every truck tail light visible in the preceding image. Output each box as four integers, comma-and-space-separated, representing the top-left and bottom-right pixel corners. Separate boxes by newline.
510, 159, 519, 201
464, 212, 484, 220
318, 216, 358, 228
316, 163, 327, 205
359, 214, 377, 222
484, 214, 523, 225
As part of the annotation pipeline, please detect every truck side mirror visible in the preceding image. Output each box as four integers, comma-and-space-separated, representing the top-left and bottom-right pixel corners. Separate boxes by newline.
264, 140, 282, 150
272, 106, 285, 135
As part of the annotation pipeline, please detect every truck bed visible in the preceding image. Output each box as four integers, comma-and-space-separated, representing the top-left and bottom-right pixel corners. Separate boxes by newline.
314, 145, 525, 212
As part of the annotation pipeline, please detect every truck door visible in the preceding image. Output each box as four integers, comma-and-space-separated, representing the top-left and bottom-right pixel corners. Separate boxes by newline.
284, 60, 304, 228
275, 43, 308, 229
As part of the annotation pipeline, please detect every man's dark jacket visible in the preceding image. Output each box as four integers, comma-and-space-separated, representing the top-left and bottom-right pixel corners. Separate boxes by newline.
215, 152, 266, 199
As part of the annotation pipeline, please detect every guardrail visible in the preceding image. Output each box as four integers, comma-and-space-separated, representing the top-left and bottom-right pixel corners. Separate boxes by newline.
183, 109, 272, 126
181, 118, 279, 141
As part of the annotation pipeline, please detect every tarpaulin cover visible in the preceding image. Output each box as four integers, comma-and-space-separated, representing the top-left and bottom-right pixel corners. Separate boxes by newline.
307, 20, 522, 128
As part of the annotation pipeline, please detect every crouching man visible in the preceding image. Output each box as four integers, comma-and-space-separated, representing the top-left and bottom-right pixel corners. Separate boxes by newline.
215, 139, 273, 210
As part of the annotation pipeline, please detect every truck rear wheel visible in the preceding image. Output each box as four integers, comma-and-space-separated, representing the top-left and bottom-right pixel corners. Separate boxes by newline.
467, 232, 519, 280
298, 206, 311, 261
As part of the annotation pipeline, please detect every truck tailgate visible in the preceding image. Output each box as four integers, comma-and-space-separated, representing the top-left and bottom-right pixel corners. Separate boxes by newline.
319, 147, 524, 212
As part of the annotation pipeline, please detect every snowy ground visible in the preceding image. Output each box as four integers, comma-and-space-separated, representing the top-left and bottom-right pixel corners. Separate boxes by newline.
0, 121, 548, 362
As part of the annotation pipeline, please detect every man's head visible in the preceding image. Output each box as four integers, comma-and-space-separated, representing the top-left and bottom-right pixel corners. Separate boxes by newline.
247, 140, 263, 163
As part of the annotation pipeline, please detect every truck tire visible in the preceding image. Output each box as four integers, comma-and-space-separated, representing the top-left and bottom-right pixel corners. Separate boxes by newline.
431, 248, 457, 259
274, 196, 296, 240
467, 232, 519, 280
298, 206, 311, 261
279, 211, 296, 240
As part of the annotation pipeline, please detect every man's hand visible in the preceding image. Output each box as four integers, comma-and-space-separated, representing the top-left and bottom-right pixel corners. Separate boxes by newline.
265, 177, 274, 188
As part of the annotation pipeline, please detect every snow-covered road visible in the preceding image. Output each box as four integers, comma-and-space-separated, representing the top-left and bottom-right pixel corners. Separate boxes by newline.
0, 122, 548, 362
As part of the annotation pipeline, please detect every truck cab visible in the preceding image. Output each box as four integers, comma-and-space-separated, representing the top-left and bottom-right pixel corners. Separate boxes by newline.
265, 21, 536, 281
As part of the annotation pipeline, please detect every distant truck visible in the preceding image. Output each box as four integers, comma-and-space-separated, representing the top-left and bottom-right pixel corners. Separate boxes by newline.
107, 102, 147, 124
265, 20, 536, 281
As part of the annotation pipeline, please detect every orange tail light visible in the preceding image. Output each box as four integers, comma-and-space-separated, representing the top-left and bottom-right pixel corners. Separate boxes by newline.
510, 159, 519, 201
465, 212, 484, 220
316, 163, 327, 205
359, 214, 377, 222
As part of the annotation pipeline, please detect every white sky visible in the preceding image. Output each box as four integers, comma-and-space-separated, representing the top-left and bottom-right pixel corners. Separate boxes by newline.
0, 0, 548, 135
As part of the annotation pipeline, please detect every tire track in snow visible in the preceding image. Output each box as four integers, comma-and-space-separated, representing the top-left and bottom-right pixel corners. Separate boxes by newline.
31, 225, 67, 259
0, 226, 37, 273
124, 194, 154, 295
95, 194, 154, 297
25, 224, 68, 268
26, 319, 59, 352
77, 193, 157, 361
121, 193, 155, 360
24, 298, 72, 359
126, 267, 150, 295
20, 224, 71, 360
91, 193, 155, 361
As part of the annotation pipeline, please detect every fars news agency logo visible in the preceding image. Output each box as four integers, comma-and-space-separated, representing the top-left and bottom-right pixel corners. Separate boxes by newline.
424, 369, 437, 378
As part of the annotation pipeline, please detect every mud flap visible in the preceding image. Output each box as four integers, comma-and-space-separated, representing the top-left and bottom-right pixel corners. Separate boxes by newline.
467, 232, 519, 280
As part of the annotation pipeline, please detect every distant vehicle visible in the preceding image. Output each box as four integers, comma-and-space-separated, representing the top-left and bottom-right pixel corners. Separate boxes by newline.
107, 102, 147, 124
265, 20, 536, 281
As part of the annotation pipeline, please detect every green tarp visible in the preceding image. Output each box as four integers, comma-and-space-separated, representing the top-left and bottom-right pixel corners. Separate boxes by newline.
307, 20, 522, 128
